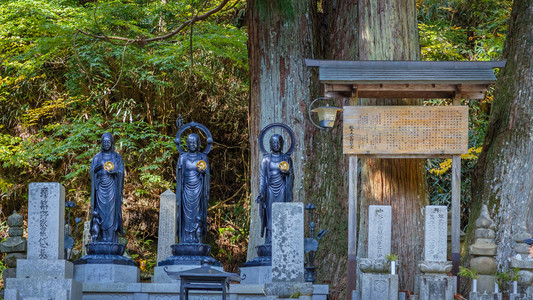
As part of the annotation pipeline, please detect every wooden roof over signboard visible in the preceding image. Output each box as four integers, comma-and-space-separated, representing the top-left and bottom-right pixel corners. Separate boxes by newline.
305, 59, 506, 99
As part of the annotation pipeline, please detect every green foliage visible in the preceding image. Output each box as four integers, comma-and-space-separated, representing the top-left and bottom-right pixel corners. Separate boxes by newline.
0, 0, 249, 272
458, 266, 479, 279
386, 254, 398, 262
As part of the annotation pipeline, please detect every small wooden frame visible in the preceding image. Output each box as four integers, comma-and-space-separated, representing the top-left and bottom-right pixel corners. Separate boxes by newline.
343, 106, 468, 156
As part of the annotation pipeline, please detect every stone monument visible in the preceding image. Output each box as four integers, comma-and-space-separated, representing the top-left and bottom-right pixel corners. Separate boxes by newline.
357, 205, 398, 300
469, 205, 500, 299
417, 205, 455, 300
241, 123, 295, 283
0, 211, 27, 284
510, 224, 533, 299
4, 182, 82, 299
73, 132, 139, 283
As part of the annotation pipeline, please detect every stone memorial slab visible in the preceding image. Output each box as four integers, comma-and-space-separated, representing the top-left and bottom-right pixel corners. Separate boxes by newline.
272, 202, 304, 282
157, 189, 177, 263
418, 275, 456, 300
368, 205, 392, 260
27, 182, 65, 260
424, 206, 448, 262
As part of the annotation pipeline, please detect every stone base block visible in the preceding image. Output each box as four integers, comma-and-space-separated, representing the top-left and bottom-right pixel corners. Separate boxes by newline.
17, 259, 73, 279
239, 266, 272, 284
418, 275, 456, 300
511, 257, 533, 270
360, 273, 398, 300
5, 277, 82, 300
510, 294, 533, 300
475, 275, 497, 294
74, 263, 139, 283
152, 264, 223, 283
469, 292, 502, 300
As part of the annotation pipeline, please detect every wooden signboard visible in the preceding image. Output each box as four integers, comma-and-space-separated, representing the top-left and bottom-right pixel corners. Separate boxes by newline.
343, 106, 468, 156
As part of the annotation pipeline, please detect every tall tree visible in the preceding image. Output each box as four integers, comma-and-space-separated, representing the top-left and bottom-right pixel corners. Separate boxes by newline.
472, 0, 533, 270
356, 1, 426, 292
247, 0, 425, 296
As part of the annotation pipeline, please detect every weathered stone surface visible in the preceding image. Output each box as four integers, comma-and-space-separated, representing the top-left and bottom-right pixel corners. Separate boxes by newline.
7, 211, 23, 227
74, 263, 139, 283
469, 292, 502, 300
471, 257, 498, 275
476, 275, 497, 294
157, 189, 177, 264
516, 243, 531, 254
27, 182, 65, 260
418, 275, 456, 300
82, 221, 91, 257
264, 282, 314, 298
367, 205, 392, 260
271, 202, 304, 283
8, 227, 23, 238
517, 270, 533, 286
239, 265, 272, 284
4, 253, 26, 268
360, 273, 398, 300
5, 278, 82, 300
0, 237, 27, 253
424, 206, 448, 262
17, 259, 74, 279
475, 229, 495, 239
358, 258, 390, 273
418, 261, 452, 274
475, 205, 494, 229
511, 257, 533, 270
470, 243, 497, 256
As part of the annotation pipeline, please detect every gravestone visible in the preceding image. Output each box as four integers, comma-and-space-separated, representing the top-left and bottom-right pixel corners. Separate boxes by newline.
368, 205, 392, 260
417, 205, 455, 300
5, 183, 82, 300
157, 189, 177, 263
424, 206, 448, 262
359, 205, 397, 300
271, 202, 304, 282
0, 211, 27, 284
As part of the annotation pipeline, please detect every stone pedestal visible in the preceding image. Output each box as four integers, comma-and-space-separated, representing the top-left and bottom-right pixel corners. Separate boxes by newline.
360, 273, 399, 300
74, 263, 139, 283
469, 292, 502, 300
0, 211, 27, 285
239, 265, 272, 284
418, 275, 456, 300
5, 183, 82, 300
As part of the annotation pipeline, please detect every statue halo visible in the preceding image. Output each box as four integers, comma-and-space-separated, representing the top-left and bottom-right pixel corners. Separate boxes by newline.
258, 123, 295, 155
176, 122, 214, 155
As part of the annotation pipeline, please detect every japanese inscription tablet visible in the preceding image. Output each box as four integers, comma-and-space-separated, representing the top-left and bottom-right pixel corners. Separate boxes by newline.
343, 106, 468, 155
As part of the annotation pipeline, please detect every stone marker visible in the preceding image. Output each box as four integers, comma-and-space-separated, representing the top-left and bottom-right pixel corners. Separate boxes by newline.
27, 182, 65, 260
272, 202, 304, 282
368, 205, 392, 260
81, 221, 91, 257
424, 205, 447, 262
157, 189, 177, 263
5, 183, 82, 300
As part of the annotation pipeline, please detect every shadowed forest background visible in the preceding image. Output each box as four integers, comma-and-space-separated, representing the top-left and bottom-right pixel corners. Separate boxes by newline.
0, 0, 515, 297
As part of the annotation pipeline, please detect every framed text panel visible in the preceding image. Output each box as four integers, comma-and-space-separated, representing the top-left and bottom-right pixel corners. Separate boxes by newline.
343, 106, 468, 155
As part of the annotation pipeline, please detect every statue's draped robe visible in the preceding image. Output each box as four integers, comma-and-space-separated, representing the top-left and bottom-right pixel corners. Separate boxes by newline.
90, 151, 124, 243
176, 153, 210, 244
257, 153, 293, 243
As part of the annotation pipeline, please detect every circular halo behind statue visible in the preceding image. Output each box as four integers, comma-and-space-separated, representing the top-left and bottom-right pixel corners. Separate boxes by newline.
258, 123, 296, 156
175, 121, 214, 156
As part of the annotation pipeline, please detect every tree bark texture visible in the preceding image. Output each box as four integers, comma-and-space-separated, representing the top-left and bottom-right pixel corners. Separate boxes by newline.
246, 0, 317, 260
471, 0, 533, 270
357, 0, 427, 292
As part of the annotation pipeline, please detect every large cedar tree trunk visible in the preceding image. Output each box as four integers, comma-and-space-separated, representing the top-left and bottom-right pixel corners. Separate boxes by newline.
356, 0, 427, 292
471, 0, 533, 270
246, 0, 317, 260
